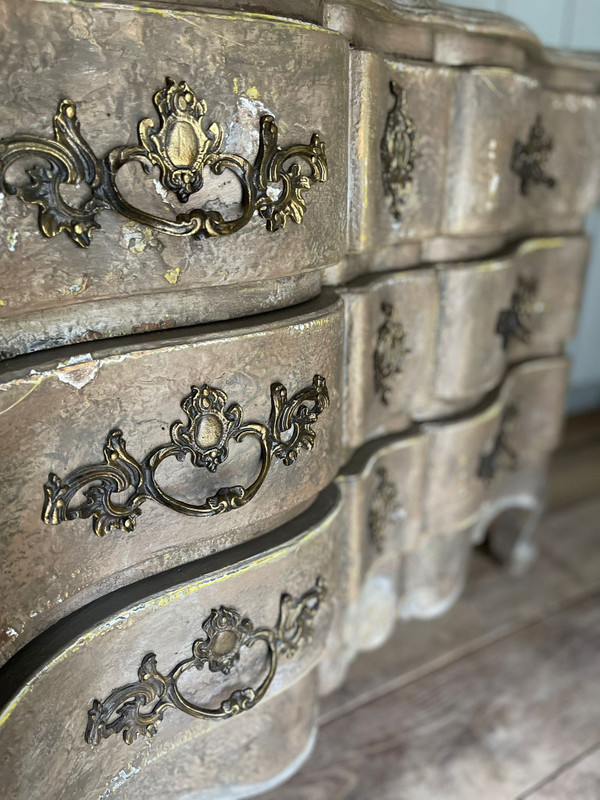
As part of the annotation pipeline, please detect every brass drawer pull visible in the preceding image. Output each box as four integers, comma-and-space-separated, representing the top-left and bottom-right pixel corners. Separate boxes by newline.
0, 77, 328, 248
511, 115, 557, 196
42, 375, 329, 536
85, 577, 326, 746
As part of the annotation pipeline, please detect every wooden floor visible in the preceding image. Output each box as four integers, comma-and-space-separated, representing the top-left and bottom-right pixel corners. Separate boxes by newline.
259, 413, 600, 800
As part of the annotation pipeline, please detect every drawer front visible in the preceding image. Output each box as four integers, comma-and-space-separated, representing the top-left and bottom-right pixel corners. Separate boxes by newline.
0, 487, 342, 800
472, 357, 568, 571
0, 0, 348, 356
399, 523, 472, 620
0, 294, 343, 665
432, 236, 587, 409
422, 399, 501, 537
321, 432, 427, 692
341, 268, 438, 449
348, 51, 455, 254
443, 68, 600, 240
443, 67, 538, 238
526, 90, 600, 229
495, 356, 568, 466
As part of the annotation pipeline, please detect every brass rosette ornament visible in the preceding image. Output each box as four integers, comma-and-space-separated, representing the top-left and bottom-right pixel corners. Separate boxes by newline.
42, 375, 329, 536
86, 578, 326, 746
0, 78, 328, 247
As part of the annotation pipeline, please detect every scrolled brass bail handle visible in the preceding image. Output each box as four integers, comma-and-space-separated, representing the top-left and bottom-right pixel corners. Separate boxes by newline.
85, 578, 327, 746
42, 375, 330, 537
0, 77, 328, 247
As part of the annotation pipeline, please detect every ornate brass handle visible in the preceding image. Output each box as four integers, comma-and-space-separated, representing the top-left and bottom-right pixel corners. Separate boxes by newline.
0, 77, 327, 247
85, 578, 327, 746
42, 375, 329, 537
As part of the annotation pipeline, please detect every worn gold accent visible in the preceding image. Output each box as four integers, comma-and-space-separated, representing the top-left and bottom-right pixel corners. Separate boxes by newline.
368, 467, 400, 553
85, 578, 326, 746
511, 115, 556, 196
0, 78, 327, 247
381, 81, 418, 222
496, 276, 538, 349
42, 375, 329, 536
478, 405, 518, 482
374, 301, 410, 405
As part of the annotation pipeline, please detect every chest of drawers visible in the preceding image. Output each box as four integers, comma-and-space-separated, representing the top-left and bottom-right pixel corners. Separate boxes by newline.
1, 1, 598, 797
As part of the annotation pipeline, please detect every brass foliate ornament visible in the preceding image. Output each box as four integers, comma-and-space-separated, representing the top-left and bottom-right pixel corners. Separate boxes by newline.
478, 405, 519, 482
0, 78, 328, 247
381, 81, 418, 222
368, 467, 401, 553
373, 301, 410, 405
42, 375, 329, 536
496, 275, 539, 349
511, 115, 557, 196
85, 578, 327, 746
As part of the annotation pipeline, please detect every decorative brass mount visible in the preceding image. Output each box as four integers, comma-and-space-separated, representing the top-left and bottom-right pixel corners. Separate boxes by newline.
477, 405, 518, 482
511, 115, 556, 196
381, 81, 418, 222
374, 301, 410, 405
368, 467, 400, 553
0, 78, 328, 247
85, 578, 326, 746
42, 375, 329, 537
496, 276, 538, 349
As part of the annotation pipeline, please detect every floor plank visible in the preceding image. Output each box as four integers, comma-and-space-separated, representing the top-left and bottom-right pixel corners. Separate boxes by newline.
256, 414, 600, 799
517, 745, 600, 799
320, 497, 600, 723
261, 594, 600, 800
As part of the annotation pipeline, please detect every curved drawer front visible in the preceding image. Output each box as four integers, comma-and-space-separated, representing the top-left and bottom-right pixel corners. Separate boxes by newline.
399, 522, 473, 621
443, 67, 600, 239
0, 0, 348, 357
341, 236, 582, 444
432, 236, 587, 410
421, 398, 501, 538
341, 268, 438, 449
423, 356, 568, 538
472, 357, 568, 571
442, 67, 538, 238
320, 432, 427, 692
493, 356, 568, 470
528, 89, 600, 230
0, 294, 343, 665
0, 486, 342, 800
348, 51, 454, 255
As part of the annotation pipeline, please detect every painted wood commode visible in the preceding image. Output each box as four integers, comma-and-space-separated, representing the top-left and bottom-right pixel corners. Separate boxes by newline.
0, 1, 598, 797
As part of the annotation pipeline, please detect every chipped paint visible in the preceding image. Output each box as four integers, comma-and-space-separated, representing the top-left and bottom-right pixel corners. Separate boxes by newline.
64, 275, 89, 296
164, 267, 181, 285
246, 85, 259, 99
55, 354, 100, 389
153, 178, 169, 203
6, 231, 19, 252
121, 221, 163, 254
233, 76, 239, 94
